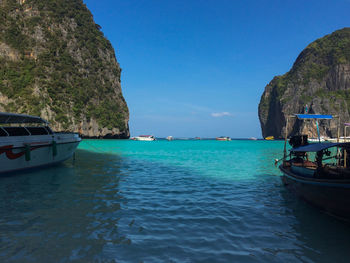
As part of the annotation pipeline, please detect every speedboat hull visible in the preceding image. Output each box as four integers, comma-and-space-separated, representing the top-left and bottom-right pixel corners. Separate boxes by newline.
280, 165, 350, 220
0, 134, 80, 174
216, 137, 231, 141
134, 136, 155, 141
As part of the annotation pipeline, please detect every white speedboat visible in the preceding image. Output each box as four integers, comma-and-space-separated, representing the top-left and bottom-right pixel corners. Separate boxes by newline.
134, 135, 156, 141
0, 112, 81, 174
166, 136, 173, 141
216, 136, 231, 141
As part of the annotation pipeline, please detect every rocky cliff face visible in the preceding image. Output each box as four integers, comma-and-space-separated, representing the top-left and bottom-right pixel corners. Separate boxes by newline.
259, 28, 350, 139
0, 0, 129, 138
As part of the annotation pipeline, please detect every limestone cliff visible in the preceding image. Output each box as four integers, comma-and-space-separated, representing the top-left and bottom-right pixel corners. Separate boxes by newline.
259, 28, 350, 139
0, 0, 129, 138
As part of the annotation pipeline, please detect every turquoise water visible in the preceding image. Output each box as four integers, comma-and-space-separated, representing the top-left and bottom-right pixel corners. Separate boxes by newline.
1, 139, 350, 262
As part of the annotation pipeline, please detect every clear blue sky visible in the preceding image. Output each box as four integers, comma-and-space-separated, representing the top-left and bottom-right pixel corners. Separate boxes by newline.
83, 0, 349, 138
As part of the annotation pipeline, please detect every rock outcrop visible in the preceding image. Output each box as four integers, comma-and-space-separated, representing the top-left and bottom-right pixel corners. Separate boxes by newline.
259, 28, 350, 139
0, 0, 129, 138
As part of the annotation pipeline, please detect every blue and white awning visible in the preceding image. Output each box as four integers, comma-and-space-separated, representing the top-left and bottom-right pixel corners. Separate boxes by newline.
295, 114, 333, 120
291, 142, 350, 152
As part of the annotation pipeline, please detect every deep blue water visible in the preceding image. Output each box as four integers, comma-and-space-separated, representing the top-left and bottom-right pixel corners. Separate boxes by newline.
1, 140, 350, 262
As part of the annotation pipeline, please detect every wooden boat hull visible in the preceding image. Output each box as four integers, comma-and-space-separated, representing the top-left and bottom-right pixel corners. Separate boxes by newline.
280, 165, 350, 220
290, 165, 315, 178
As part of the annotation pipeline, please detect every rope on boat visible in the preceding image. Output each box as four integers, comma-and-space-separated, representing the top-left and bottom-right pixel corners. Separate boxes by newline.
52, 140, 57, 157
25, 144, 31, 161
275, 157, 286, 166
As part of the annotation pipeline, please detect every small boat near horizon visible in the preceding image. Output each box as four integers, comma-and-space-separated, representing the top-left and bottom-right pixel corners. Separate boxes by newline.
326, 137, 350, 143
133, 135, 156, 141
0, 112, 81, 174
216, 136, 231, 141
265, 136, 274, 140
308, 136, 327, 143
166, 136, 173, 141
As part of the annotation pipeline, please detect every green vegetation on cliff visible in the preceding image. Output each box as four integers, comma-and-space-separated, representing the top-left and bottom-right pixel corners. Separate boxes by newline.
259, 28, 350, 138
270, 28, 350, 101
0, 0, 129, 137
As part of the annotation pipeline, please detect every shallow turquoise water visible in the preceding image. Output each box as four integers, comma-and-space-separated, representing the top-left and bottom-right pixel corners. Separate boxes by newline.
1, 139, 350, 262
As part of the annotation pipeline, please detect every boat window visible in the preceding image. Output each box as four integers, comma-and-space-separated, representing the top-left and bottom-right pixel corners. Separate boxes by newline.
26, 127, 49, 135
3, 127, 30, 136
0, 127, 8, 136
45, 126, 54, 134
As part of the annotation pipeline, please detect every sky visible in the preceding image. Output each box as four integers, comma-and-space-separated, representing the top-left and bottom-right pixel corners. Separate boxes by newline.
83, 0, 350, 138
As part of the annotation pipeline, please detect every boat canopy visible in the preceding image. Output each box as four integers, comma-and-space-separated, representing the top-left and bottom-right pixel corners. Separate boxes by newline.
296, 114, 333, 120
345, 123, 350, 126
291, 142, 350, 152
0, 112, 48, 124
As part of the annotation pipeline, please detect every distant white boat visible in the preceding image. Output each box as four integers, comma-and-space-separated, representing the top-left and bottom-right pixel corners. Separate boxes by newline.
325, 137, 350, 143
308, 136, 326, 143
216, 136, 231, 141
249, 137, 258, 140
133, 135, 156, 141
166, 136, 173, 141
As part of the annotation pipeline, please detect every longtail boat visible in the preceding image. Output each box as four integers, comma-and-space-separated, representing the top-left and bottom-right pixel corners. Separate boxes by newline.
278, 114, 350, 220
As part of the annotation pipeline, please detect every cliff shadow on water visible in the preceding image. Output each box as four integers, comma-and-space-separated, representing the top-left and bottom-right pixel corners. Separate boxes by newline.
1, 144, 350, 262
0, 149, 133, 262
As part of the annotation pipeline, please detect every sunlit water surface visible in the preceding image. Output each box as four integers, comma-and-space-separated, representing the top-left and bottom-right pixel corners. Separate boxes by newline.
1, 140, 350, 262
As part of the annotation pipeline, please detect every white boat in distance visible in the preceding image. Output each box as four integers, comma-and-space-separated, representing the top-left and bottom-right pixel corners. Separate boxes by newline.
133, 135, 156, 141
216, 136, 231, 141
166, 136, 173, 141
326, 137, 350, 143
0, 112, 81, 174
308, 136, 327, 143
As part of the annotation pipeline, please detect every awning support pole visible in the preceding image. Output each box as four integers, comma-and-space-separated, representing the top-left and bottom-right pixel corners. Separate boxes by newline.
345, 126, 348, 168
283, 116, 289, 161
316, 120, 320, 143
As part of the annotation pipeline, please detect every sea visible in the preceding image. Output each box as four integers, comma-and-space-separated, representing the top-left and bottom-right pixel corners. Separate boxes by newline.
1, 139, 350, 263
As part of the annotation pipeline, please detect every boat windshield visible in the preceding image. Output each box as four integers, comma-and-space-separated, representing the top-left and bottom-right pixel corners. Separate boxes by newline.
0, 112, 48, 124
0, 126, 52, 136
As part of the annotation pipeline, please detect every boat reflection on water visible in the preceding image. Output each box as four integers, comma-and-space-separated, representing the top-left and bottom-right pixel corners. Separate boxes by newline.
279, 187, 350, 261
